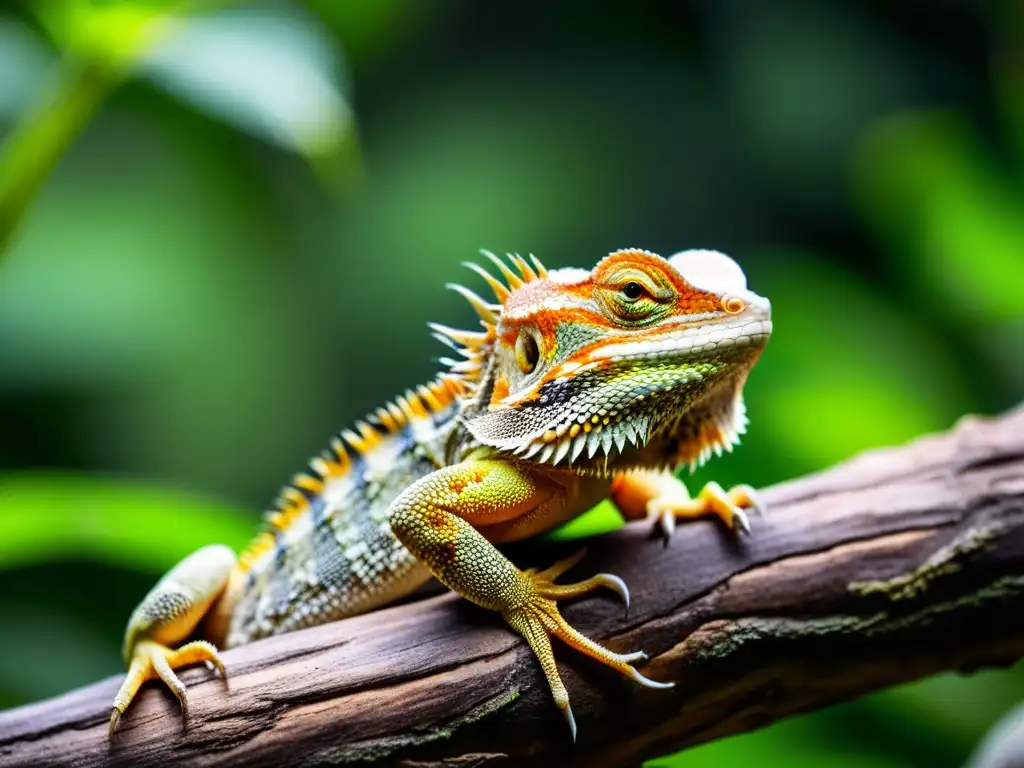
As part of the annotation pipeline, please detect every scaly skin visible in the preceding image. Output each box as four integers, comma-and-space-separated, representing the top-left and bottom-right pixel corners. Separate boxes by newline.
109, 247, 772, 740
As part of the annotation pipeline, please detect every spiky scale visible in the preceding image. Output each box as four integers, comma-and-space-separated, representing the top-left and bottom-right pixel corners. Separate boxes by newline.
428, 322, 488, 349
569, 433, 588, 463
529, 253, 548, 277
431, 331, 462, 354
509, 253, 537, 282
342, 428, 366, 454
446, 283, 499, 324
463, 261, 511, 303
418, 384, 442, 411
480, 250, 524, 290
523, 442, 544, 459
553, 439, 572, 465
623, 423, 638, 446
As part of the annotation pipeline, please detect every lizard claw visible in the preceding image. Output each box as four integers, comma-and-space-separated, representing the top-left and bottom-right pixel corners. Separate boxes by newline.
561, 700, 578, 742
732, 507, 752, 535
658, 506, 675, 546
648, 480, 766, 539
596, 572, 630, 617
503, 558, 672, 740
110, 639, 227, 735
743, 485, 768, 518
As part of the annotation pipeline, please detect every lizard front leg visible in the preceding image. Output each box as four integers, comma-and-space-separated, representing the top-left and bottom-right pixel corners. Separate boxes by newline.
611, 469, 765, 543
389, 459, 672, 739
109, 544, 235, 735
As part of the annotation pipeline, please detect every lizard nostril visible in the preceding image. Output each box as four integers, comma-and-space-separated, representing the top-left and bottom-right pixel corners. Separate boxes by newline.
722, 296, 745, 314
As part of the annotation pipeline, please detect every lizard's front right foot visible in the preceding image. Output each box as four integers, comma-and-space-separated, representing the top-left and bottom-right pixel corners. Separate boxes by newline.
648, 479, 766, 543
110, 639, 226, 735
501, 551, 673, 741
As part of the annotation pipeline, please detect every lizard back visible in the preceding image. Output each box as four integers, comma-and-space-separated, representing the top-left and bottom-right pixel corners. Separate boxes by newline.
221, 376, 466, 647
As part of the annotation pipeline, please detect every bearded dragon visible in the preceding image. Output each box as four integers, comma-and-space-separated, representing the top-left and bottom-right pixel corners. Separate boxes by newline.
110, 247, 772, 739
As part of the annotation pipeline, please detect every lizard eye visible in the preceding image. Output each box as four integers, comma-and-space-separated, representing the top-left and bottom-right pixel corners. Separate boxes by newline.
609, 280, 659, 321
622, 281, 645, 300
598, 268, 668, 323
515, 330, 540, 374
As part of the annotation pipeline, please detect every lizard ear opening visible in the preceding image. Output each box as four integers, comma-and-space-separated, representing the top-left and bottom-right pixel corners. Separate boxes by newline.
515, 330, 540, 375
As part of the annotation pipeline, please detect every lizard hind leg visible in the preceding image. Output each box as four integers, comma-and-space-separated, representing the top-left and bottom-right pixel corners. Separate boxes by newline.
110, 545, 235, 736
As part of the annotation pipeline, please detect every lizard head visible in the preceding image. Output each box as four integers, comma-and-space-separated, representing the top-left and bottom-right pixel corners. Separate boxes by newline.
434, 248, 771, 471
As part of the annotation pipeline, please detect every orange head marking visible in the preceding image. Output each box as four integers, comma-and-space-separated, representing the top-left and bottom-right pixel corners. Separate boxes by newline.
448, 247, 772, 470
591, 248, 720, 325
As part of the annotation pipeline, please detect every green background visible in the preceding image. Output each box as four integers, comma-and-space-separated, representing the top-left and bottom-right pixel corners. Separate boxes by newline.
0, 1, 1022, 766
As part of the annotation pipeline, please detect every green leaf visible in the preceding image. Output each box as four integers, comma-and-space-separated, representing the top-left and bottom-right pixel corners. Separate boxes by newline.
139, 8, 355, 163
0, 471, 254, 573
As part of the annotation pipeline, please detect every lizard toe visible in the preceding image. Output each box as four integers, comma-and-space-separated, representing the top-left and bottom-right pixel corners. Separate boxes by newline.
503, 559, 672, 739
110, 639, 227, 735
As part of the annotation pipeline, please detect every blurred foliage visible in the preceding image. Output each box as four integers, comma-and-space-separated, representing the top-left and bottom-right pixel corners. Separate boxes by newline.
0, 1, 1021, 766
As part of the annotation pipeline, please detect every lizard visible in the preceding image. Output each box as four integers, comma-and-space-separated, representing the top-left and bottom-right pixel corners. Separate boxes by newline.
109, 246, 772, 740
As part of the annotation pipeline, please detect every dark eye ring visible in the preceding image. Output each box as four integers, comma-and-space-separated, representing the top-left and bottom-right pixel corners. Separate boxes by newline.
622, 281, 644, 300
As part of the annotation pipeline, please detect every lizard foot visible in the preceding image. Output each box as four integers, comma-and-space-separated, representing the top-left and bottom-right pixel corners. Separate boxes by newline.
649, 480, 765, 544
110, 639, 226, 736
502, 551, 673, 741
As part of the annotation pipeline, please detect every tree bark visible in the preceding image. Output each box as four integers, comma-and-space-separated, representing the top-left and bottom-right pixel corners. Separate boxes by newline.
2, 407, 1023, 768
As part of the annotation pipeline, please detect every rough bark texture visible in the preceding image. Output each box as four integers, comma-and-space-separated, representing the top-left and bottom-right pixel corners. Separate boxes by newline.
2, 407, 1023, 768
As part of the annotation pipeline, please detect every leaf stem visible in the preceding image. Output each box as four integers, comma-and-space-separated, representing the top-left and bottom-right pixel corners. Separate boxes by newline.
0, 55, 122, 256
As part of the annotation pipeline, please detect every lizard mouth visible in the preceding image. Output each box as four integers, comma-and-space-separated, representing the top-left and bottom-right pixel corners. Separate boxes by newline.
582, 318, 773, 367
487, 314, 772, 415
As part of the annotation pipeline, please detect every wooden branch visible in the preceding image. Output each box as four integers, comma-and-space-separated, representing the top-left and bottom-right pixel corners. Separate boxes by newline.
3, 407, 1024, 768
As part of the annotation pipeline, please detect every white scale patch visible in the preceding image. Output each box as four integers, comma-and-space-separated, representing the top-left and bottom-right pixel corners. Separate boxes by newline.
547, 267, 590, 285
504, 293, 589, 319
668, 249, 748, 293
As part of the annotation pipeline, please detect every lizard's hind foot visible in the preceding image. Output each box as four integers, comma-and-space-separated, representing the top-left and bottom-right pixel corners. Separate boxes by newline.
502, 551, 673, 741
110, 639, 227, 736
110, 544, 235, 736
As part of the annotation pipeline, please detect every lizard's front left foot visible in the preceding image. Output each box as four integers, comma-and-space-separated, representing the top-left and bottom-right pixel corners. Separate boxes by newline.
502, 551, 673, 740
110, 639, 226, 735
648, 480, 765, 543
